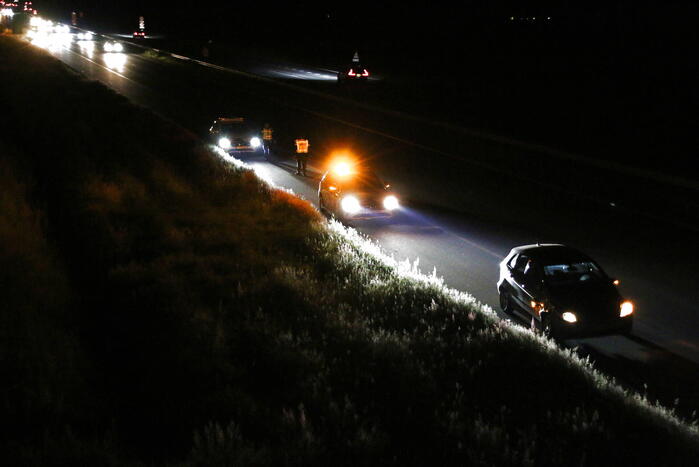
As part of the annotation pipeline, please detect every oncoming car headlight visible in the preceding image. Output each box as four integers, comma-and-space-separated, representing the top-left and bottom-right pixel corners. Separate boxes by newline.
562, 311, 577, 323
250, 137, 261, 148
218, 137, 231, 150
383, 195, 399, 211
620, 301, 634, 317
104, 41, 123, 53
341, 195, 361, 214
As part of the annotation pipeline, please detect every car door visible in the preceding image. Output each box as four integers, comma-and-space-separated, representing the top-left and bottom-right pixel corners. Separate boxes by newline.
520, 260, 545, 319
320, 174, 340, 212
507, 254, 530, 314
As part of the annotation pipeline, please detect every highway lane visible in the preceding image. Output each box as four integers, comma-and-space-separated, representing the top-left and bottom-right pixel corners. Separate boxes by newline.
26, 31, 699, 390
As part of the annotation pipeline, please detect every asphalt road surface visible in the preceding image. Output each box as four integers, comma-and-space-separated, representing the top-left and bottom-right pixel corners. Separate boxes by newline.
24, 29, 699, 411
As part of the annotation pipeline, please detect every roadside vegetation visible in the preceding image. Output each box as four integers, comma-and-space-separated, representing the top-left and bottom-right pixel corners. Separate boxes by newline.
1, 35, 698, 466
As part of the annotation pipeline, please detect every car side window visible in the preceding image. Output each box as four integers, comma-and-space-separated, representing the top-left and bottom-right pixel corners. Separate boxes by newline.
512, 254, 528, 275
523, 260, 543, 292
324, 174, 338, 188
507, 254, 519, 270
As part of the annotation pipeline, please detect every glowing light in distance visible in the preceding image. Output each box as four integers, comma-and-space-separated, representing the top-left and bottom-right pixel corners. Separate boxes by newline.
383, 195, 399, 211
341, 195, 361, 214
620, 301, 633, 317
103, 52, 126, 72
218, 137, 231, 150
104, 41, 123, 53
250, 137, 261, 148
562, 312, 577, 323
77, 39, 95, 58
333, 161, 352, 176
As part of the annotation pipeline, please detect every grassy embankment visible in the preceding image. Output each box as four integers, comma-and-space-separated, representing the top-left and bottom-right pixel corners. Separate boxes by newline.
1, 35, 698, 466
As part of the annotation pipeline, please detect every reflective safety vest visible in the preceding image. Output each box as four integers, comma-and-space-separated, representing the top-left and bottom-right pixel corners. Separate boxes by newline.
295, 139, 309, 154
262, 127, 273, 140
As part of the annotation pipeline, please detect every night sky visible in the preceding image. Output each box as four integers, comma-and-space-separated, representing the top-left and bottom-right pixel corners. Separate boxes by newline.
33, 1, 698, 57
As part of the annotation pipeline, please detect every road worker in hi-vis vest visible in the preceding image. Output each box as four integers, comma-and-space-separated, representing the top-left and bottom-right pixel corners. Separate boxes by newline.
294, 138, 309, 176
262, 123, 273, 155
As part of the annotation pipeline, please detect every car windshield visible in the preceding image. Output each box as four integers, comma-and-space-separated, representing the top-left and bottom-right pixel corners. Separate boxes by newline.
337, 172, 384, 191
218, 123, 254, 134
543, 261, 606, 286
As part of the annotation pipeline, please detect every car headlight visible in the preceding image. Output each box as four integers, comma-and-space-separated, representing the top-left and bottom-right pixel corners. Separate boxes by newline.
218, 137, 231, 149
103, 42, 113, 52
383, 195, 399, 211
250, 137, 261, 148
562, 311, 577, 323
620, 301, 634, 317
113, 42, 123, 52
341, 195, 361, 214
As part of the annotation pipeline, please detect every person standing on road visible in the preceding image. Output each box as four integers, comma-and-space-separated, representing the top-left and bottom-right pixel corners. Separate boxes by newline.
262, 123, 274, 155
294, 137, 309, 176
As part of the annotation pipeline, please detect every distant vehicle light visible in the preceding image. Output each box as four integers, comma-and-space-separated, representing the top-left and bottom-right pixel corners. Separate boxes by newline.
347, 69, 356, 76
361, 69, 369, 77
562, 312, 577, 323
333, 162, 352, 177
383, 195, 399, 210
104, 41, 123, 53
613, 279, 620, 286
620, 301, 634, 317
250, 137, 261, 148
218, 137, 231, 149
341, 195, 361, 214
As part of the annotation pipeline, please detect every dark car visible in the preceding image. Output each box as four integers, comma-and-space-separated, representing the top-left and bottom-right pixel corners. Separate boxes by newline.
337, 63, 370, 82
318, 162, 399, 219
497, 244, 633, 339
132, 30, 145, 38
209, 117, 262, 153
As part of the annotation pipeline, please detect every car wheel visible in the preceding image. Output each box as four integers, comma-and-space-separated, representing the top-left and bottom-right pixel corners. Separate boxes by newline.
499, 289, 512, 314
